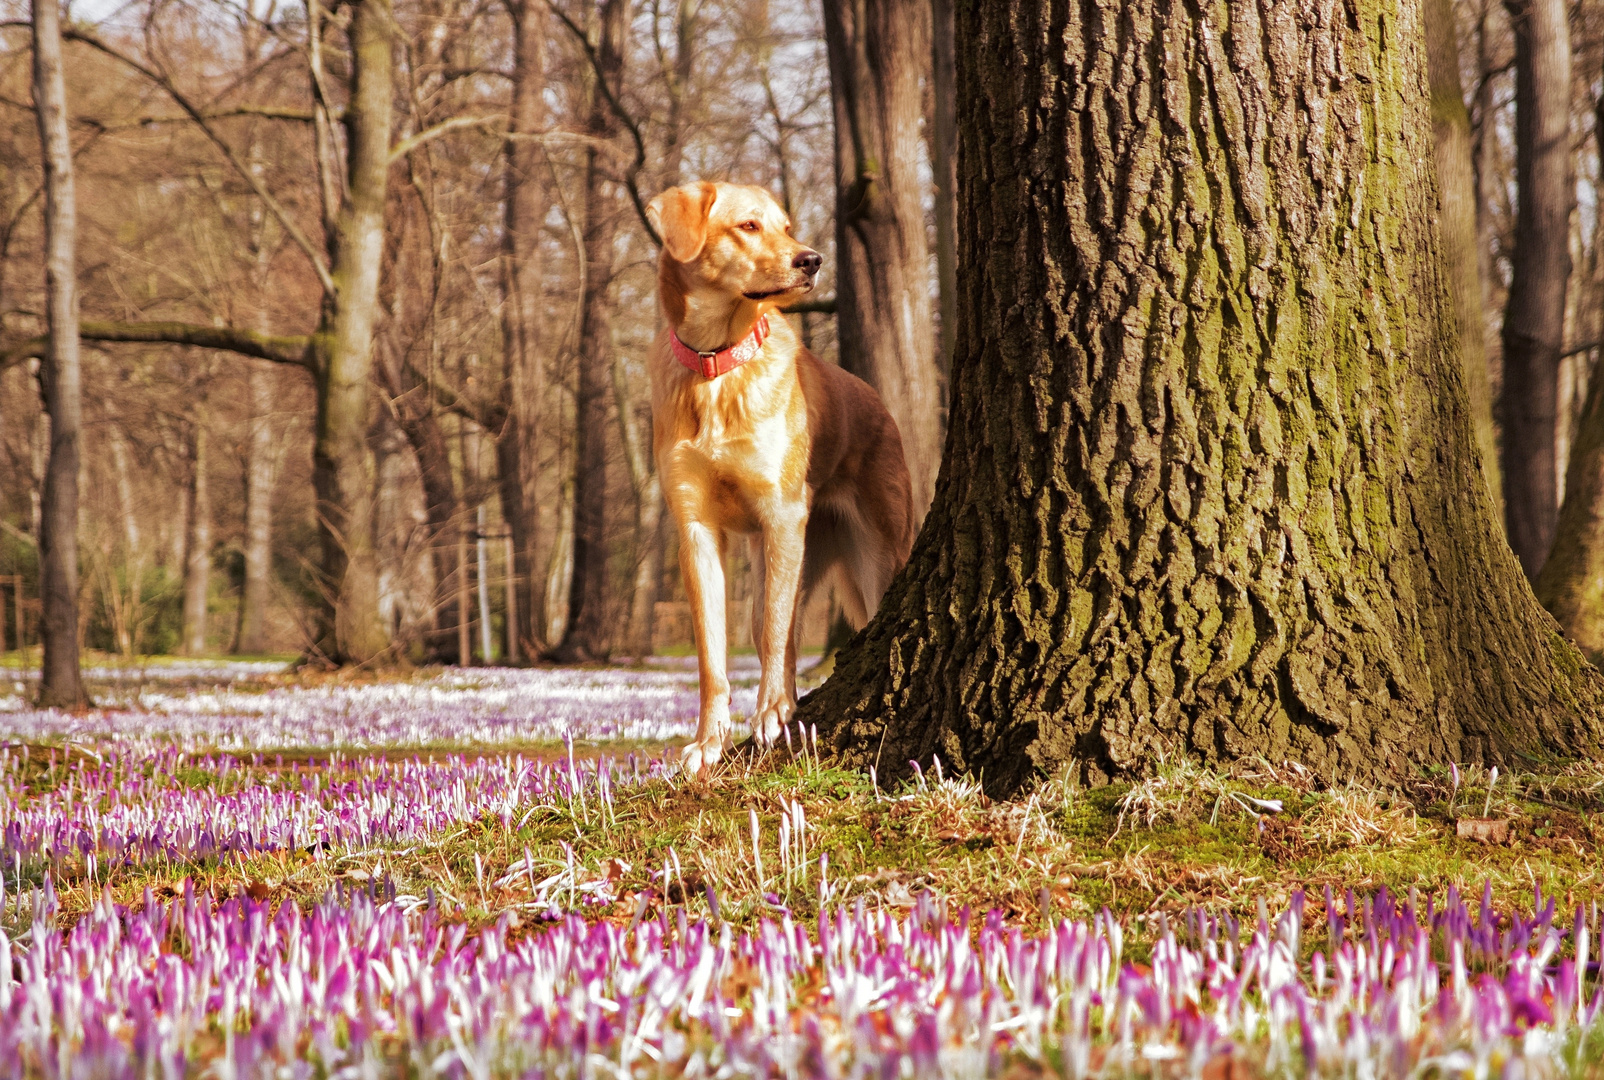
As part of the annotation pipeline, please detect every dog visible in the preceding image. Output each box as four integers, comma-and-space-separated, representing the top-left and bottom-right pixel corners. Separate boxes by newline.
645, 181, 914, 777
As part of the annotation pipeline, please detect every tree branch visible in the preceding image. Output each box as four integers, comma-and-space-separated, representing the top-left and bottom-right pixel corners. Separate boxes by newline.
1, 320, 312, 371
83, 104, 331, 131
388, 113, 505, 163
545, 0, 661, 246
62, 28, 339, 297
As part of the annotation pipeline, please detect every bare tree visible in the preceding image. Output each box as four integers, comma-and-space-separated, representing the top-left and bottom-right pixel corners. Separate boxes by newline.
1425, 0, 1501, 515
555, 0, 629, 661
823, 0, 942, 524
1498, 0, 1572, 576
32, 0, 88, 706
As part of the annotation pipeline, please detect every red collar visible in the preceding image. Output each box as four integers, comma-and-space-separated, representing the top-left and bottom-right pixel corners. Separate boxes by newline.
670, 315, 771, 379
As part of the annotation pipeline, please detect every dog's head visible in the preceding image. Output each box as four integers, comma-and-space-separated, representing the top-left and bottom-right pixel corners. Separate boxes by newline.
646, 181, 821, 320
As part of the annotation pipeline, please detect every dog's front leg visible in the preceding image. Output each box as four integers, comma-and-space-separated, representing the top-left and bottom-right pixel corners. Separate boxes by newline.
679, 520, 730, 777
752, 508, 806, 747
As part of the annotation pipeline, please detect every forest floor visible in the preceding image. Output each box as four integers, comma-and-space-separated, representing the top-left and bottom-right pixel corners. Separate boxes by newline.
2, 654, 1603, 1075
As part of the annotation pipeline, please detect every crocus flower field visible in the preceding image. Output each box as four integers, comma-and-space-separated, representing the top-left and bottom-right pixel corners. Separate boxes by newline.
2, 873, 1601, 1076
1, 660, 1601, 1077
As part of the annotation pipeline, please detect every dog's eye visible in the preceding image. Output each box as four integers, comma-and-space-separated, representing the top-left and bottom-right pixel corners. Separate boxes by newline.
738, 220, 761, 233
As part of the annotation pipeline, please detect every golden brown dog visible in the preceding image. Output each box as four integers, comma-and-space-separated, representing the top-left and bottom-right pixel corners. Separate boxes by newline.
645, 181, 914, 776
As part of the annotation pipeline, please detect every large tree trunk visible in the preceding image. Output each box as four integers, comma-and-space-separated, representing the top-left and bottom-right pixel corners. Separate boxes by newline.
554, 0, 627, 662
1498, 0, 1572, 577
823, 0, 942, 524
799, 0, 1604, 796
496, 0, 547, 660
181, 421, 211, 655
1425, 0, 1501, 518
309, 0, 393, 665
236, 364, 277, 654
32, 0, 87, 707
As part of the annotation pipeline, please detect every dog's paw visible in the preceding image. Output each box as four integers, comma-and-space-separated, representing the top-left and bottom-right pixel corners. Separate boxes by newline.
751, 700, 794, 748
680, 738, 724, 778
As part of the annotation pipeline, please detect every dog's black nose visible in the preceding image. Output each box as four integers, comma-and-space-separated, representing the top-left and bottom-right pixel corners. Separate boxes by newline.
792, 250, 823, 275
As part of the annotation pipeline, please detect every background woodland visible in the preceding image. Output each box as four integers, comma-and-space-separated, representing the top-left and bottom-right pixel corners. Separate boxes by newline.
0, 0, 1597, 672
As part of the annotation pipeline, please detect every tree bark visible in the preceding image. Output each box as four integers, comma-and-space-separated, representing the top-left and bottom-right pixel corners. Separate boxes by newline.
496, 0, 547, 660
1425, 0, 1501, 520
799, 0, 1604, 796
1498, 0, 1572, 577
181, 421, 211, 656
823, 0, 943, 524
554, 0, 628, 662
32, 0, 87, 708
309, 0, 394, 665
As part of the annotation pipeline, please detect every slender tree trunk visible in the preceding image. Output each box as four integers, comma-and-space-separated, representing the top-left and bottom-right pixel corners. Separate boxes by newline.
309, 0, 394, 665
543, 474, 575, 645
823, 0, 942, 525
382, 356, 464, 662
181, 422, 211, 655
930, 0, 957, 379
611, 344, 663, 657
237, 364, 277, 653
555, 0, 627, 662
1498, 0, 1572, 577
497, 0, 547, 660
800, 0, 1604, 796
659, 0, 699, 185
107, 426, 141, 555
1425, 0, 1501, 520
32, 0, 86, 707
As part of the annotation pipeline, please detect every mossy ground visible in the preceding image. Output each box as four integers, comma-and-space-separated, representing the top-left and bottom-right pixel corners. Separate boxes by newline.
6, 722, 1602, 954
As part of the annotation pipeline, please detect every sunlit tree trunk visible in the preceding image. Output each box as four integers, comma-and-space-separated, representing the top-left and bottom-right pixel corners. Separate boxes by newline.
309, 0, 394, 665
823, 0, 942, 524
32, 0, 87, 707
1425, 0, 1500, 518
555, 0, 628, 661
1498, 0, 1572, 577
497, 0, 547, 660
181, 421, 211, 655
236, 364, 277, 653
800, 0, 1604, 796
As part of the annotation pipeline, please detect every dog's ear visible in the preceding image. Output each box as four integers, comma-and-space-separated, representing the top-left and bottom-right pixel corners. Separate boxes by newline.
647, 181, 717, 263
